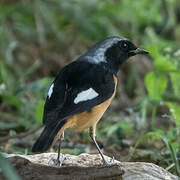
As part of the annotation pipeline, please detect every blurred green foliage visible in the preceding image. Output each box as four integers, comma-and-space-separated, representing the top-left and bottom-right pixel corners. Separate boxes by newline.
0, 154, 21, 180
0, 0, 180, 177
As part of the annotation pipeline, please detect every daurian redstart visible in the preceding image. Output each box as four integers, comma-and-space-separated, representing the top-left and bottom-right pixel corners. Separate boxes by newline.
32, 36, 148, 165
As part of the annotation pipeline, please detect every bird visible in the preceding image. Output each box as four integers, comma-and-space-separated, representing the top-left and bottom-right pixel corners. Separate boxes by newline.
32, 36, 148, 165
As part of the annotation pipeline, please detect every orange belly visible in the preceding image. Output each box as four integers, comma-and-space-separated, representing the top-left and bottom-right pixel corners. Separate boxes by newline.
63, 75, 117, 131
66, 96, 115, 131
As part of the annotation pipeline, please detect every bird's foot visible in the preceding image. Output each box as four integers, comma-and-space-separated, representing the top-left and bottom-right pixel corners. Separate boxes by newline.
48, 154, 66, 167
103, 156, 120, 166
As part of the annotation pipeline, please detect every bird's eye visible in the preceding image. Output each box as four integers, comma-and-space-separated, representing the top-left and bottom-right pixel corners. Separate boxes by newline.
119, 41, 129, 51
121, 41, 128, 50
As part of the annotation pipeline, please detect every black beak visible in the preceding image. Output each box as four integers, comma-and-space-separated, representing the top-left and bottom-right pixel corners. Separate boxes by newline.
134, 48, 149, 55
128, 48, 149, 57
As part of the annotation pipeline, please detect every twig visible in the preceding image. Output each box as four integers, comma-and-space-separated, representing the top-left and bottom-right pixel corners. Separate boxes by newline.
166, 163, 175, 171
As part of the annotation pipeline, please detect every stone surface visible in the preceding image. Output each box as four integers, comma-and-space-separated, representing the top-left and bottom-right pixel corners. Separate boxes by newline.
1, 153, 178, 180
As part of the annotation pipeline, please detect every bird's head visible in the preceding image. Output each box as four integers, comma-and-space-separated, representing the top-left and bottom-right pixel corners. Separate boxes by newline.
84, 36, 148, 73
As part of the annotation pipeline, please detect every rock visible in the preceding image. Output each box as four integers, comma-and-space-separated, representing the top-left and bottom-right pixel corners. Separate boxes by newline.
1, 153, 178, 180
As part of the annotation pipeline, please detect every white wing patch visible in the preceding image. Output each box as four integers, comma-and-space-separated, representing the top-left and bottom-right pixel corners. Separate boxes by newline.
74, 88, 99, 104
48, 83, 54, 99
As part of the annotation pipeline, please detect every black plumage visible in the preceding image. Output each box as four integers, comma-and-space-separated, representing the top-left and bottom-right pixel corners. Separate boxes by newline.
32, 36, 148, 164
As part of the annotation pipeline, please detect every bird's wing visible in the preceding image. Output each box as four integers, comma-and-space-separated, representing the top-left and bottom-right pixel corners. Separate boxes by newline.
43, 61, 116, 127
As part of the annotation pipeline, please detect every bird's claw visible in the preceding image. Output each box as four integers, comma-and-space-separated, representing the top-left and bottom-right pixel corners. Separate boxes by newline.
103, 156, 119, 166
48, 154, 66, 167
110, 156, 115, 163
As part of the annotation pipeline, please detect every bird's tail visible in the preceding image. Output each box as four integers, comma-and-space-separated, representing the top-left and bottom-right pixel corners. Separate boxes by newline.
32, 120, 66, 153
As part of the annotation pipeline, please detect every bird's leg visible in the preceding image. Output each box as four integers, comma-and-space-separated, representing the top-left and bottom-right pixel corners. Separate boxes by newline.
89, 127, 113, 165
56, 131, 65, 166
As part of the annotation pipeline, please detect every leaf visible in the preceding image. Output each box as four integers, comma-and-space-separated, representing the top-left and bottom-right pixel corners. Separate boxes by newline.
117, 122, 133, 135
154, 55, 179, 73
170, 73, 180, 97
0, 154, 21, 180
145, 45, 180, 73
135, 130, 164, 149
106, 123, 119, 136
144, 72, 167, 102
162, 138, 180, 176
35, 101, 44, 124
105, 121, 133, 137
167, 130, 175, 141
167, 103, 180, 127
2, 94, 22, 107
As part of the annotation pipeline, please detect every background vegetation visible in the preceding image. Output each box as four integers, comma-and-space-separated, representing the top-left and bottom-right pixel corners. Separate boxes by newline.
0, 0, 180, 178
